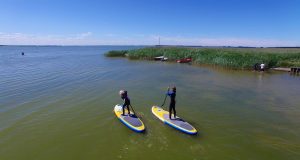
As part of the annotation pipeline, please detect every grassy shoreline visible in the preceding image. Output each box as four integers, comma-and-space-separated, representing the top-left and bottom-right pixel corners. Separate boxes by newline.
105, 47, 300, 69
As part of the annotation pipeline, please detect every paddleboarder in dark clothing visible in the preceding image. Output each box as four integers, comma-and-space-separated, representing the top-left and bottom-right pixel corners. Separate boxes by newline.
167, 86, 176, 119
119, 90, 131, 116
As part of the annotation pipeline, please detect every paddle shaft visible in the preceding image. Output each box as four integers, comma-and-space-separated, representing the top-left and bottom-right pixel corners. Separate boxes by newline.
161, 94, 167, 107
161, 88, 170, 108
129, 104, 139, 118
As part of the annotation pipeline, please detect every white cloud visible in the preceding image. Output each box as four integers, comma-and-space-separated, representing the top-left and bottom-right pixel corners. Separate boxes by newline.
154, 36, 300, 47
0, 32, 96, 45
0, 32, 299, 47
75, 32, 92, 39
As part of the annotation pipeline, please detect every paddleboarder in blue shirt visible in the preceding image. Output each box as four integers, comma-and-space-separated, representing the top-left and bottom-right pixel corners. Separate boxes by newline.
119, 90, 131, 116
167, 86, 176, 119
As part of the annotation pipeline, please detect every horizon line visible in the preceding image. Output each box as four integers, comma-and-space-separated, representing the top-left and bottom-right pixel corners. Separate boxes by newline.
1, 44, 300, 48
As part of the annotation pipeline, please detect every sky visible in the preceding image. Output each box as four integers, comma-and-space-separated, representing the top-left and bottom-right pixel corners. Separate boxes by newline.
0, 0, 300, 46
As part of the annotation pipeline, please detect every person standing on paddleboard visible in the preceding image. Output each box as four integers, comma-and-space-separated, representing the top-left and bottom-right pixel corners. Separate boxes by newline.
119, 90, 131, 116
167, 86, 176, 119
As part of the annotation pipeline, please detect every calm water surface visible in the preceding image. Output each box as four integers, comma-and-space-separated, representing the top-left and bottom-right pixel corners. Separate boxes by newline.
0, 46, 299, 160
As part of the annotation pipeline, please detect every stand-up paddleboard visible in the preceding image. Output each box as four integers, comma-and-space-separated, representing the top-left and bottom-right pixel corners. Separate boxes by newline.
152, 106, 197, 135
114, 104, 145, 132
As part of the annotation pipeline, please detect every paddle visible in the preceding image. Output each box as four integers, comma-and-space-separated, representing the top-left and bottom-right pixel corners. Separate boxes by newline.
129, 104, 139, 118
161, 87, 170, 108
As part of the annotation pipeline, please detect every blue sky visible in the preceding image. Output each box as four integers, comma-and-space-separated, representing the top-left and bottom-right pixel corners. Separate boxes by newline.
0, 0, 299, 46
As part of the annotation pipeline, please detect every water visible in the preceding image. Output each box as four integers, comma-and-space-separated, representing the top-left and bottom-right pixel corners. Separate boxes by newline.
0, 46, 299, 160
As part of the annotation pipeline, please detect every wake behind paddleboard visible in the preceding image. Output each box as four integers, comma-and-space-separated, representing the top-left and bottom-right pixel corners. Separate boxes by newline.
152, 106, 197, 135
114, 104, 145, 132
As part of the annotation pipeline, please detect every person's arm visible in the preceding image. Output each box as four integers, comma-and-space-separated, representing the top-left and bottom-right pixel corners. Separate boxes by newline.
166, 91, 173, 96
166, 87, 172, 96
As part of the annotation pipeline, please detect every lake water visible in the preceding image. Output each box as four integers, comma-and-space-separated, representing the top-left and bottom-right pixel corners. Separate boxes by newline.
0, 46, 299, 160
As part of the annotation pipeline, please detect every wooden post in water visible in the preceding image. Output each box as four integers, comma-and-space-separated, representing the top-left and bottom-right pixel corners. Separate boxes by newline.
290, 67, 300, 75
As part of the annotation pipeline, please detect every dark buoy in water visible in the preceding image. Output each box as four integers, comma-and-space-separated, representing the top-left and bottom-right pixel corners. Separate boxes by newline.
21, 52, 24, 56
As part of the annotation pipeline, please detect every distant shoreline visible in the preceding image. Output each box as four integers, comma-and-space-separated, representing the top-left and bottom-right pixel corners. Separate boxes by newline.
0, 45, 154, 47
105, 47, 300, 69
0, 44, 300, 48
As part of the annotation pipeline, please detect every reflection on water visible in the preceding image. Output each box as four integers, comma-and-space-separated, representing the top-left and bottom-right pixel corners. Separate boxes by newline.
0, 46, 299, 160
